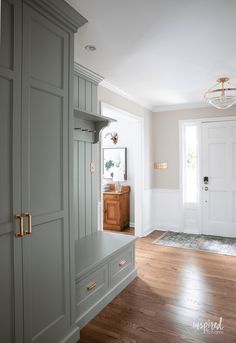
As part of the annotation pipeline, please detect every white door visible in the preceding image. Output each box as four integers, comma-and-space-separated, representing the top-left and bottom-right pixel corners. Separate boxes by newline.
202, 120, 236, 237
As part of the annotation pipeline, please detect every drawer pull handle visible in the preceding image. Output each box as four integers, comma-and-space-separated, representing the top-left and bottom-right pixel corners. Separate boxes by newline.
24, 212, 32, 235
119, 259, 127, 267
87, 281, 97, 291
15, 214, 26, 237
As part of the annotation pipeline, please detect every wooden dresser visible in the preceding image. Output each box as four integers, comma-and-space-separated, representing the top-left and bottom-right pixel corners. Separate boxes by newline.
103, 185, 130, 231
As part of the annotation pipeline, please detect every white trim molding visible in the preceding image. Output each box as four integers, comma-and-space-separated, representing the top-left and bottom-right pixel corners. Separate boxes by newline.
25, 0, 87, 32
100, 102, 146, 237
152, 102, 211, 113
100, 79, 152, 111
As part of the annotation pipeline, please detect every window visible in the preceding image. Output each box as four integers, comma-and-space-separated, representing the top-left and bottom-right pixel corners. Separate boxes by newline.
183, 124, 198, 205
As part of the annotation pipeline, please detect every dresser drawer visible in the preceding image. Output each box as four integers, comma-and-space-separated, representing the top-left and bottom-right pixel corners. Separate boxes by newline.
76, 264, 109, 318
110, 246, 134, 287
106, 194, 119, 200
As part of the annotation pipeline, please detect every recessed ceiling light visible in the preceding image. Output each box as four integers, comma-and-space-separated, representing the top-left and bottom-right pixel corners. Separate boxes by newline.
85, 45, 96, 52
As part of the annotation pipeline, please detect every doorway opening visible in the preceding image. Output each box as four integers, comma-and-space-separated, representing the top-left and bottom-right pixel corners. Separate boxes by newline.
100, 103, 144, 236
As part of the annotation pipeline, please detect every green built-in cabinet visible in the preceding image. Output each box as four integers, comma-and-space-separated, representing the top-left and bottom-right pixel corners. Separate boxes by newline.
74, 63, 102, 115
0, 1, 86, 342
72, 58, 137, 335
73, 64, 111, 239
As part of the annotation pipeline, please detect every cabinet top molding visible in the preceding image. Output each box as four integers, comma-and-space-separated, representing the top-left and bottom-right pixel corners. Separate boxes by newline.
24, 0, 88, 32
74, 62, 104, 85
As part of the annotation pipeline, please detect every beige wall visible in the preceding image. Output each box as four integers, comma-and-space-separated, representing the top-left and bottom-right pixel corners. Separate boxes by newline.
97, 86, 236, 190
152, 106, 236, 189
98, 85, 153, 189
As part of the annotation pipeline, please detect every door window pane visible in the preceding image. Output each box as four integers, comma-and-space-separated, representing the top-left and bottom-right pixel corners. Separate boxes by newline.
184, 125, 198, 204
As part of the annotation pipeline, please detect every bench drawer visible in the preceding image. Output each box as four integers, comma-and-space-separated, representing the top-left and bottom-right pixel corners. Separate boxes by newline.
76, 264, 109, 318
110, 246, 134, 287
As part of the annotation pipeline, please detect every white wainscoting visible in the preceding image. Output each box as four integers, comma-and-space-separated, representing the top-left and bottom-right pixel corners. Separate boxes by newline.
150, 189, 181, 232
141, 189, 152, 236
100, 188, 199, 237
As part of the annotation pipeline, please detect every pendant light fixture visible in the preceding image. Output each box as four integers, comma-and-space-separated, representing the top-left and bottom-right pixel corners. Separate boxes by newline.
204, 77, 236, 109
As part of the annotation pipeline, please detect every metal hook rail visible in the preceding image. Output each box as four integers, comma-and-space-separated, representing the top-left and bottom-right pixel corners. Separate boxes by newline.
75, 127, 97, 133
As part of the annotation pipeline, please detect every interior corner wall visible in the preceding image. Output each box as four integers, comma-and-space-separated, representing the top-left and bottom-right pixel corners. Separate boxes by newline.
152, 106, 236, 189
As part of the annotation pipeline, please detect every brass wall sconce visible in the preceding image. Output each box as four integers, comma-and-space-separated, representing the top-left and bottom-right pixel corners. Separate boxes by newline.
105, 132, 118, 144
154, 162, 168, 169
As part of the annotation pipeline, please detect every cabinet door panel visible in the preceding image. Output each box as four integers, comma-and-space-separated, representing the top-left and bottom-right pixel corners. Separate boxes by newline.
30, 18, 63, 89
30, 88, 63, 216
0, 1, 22, 342
104, 199, 120, 225
0, 236, 14, 342
0, 0, 14, 70
21, 5, 70, 343
30, 219, 65, 338
0, 78, 12, 225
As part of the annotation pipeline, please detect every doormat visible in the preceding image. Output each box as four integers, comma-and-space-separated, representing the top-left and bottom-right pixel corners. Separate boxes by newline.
153, 231, 236, 257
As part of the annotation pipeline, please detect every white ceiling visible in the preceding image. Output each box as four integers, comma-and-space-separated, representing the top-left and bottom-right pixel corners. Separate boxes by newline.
66, 0, 236, 111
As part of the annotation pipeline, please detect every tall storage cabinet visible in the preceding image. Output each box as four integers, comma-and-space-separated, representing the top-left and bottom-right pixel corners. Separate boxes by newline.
0, 1, 87, 342
0, 1, 23, 342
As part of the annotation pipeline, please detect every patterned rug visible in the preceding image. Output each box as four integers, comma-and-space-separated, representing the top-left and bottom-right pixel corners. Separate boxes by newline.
153, 231, 236, 257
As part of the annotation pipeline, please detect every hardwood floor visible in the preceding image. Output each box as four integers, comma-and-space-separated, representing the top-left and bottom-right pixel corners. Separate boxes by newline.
105, 227, 135, 235
79, 231, 236, 343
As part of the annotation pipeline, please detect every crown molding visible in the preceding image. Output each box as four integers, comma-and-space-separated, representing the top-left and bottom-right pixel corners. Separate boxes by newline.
24, 0, 87, 32
74, 63, 104, 85
100, 79, 152, 111
152, 102, 211, 113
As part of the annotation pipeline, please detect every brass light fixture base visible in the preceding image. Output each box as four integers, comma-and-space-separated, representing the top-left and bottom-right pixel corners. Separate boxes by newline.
205, 76, 236, 109
217, 77, 229, 83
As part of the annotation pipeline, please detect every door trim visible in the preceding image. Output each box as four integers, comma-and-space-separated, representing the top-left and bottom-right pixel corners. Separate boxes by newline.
100, 102, 145, 237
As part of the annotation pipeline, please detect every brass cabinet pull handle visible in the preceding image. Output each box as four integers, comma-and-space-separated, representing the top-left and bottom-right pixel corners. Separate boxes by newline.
119, 259, 127, 267
15, 214, 25, 237
87, 281, 97, 291
24, 212, 32, 235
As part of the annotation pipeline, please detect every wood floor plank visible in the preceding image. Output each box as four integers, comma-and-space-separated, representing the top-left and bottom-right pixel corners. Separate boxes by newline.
79, 230, 236, 342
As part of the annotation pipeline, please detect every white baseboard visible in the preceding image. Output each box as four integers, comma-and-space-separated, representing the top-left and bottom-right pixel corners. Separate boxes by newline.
129, 222, 135, 228
141, 228, 156, 237
152, 224, 180, 232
